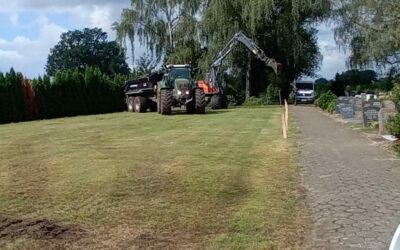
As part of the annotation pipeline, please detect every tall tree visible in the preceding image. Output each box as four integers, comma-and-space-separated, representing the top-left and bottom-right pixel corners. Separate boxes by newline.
334, 1, 400, 70
46, 28, 130, 76
113, 9, 137, 67
114, 0, 203, 61
202, 0, 330, 98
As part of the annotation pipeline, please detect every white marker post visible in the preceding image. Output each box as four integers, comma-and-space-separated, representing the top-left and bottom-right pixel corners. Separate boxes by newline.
390, 225, 400, 250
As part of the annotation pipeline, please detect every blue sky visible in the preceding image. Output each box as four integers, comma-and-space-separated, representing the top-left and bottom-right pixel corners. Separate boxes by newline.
0, 1, 348, 79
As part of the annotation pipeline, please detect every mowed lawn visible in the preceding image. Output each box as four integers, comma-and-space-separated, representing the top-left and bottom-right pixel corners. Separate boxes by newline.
0, 107, 309, 249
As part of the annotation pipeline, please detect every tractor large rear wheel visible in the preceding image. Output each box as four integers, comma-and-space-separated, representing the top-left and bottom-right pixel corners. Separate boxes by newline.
127, 96, 135, 112
195, 88, 206, 114
160, 89, 172, 115
134, 96, 147, 113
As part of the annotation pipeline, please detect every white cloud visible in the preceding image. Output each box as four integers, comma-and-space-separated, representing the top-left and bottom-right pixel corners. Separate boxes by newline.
315, 23, 349, 80
9, 13, 19, 26
0, 16, 66, 78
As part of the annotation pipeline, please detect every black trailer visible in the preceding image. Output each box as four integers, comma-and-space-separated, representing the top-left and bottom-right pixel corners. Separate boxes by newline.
124, 72, 163, 113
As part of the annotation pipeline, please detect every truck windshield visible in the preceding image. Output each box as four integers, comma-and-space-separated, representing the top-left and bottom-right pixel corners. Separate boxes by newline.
296, 83, 314, 90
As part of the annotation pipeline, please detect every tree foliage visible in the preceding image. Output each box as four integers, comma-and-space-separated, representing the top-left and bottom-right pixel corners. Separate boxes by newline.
46, 28, 130, 76
114, 0, 203, 64
0, 69, 27, 124
33, 68, 127, 119
334, 1, 400, 69
202, 0, 330, 97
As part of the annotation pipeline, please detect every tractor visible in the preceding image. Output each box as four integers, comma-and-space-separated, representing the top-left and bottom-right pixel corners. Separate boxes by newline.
157, 64, 206, 115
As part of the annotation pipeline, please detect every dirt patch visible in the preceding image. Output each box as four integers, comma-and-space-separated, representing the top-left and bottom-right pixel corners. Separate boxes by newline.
0, 215, 84, 240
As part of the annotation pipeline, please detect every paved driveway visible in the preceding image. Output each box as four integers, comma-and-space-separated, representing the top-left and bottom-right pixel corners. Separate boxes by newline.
293, 106, 400, 250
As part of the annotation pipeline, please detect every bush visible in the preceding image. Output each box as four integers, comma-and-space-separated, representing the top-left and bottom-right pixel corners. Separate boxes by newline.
387, 113, 400, 138
242, 97, 264, 107
316, 91, 337, 111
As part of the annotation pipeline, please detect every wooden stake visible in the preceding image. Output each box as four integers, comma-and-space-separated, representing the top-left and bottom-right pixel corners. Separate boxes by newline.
284, 99, 289, 131
282, 113, 288, 139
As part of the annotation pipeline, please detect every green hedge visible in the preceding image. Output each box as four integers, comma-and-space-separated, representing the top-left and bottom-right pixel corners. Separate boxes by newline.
0, 69, 27, 124
0, 67, 128, 123
33, 68, 127, 119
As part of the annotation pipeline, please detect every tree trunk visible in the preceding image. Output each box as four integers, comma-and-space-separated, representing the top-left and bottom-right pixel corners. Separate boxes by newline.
245, 52, 251, 100
130, 39, 135, 69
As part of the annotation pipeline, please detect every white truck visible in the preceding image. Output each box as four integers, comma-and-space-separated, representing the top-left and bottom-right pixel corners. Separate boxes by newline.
293, 80, 316, 105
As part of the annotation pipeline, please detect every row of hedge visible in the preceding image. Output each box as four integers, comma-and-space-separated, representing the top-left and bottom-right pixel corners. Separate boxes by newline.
0, 68, 128, 124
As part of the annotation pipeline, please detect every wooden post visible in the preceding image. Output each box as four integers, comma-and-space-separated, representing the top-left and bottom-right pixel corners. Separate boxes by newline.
282, 113, 288, 139
284, 99, 289, 131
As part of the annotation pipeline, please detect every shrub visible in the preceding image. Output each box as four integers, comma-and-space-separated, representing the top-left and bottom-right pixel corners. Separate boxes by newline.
387, 113, 400, 138
326, 100, 336, 114
242, 97, 264, 107
316, 91, 337, 111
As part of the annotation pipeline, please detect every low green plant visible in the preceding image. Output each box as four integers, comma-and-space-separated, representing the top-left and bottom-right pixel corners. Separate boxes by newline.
387, 113, 400, 138
370, 121, 379, 129
242, 97, 264, 106
326, 100, 336, 114
316, 91, 337, 111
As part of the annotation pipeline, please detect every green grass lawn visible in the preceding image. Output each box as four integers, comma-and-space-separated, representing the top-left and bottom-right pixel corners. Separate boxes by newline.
0, 107, 309, 249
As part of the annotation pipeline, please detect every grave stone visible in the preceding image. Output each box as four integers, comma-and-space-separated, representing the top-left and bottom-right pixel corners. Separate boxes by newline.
363, 106, 381, 127
378, 108, 397, 135
336, 97, 355, 114
355, 97, 363, 112
340, 104, 355, 119
383, 100, 396, 110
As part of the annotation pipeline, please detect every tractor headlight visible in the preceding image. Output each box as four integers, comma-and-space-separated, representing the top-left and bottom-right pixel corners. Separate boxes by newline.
177, 90, 182, 95
185, 90, 190, 95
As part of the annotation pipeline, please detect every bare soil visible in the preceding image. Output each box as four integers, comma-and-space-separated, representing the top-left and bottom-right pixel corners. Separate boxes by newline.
0, 215, 84, 240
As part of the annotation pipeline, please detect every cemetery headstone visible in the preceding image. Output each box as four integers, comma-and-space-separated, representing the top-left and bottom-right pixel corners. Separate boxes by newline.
378, 107, 397, 135
355, 97, 363, 112
363, 106, 381, 127
340, 104, 355, 119
336, 97, 355, 114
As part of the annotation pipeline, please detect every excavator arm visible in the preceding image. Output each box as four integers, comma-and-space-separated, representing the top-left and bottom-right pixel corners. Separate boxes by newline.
206, 32, 280, 91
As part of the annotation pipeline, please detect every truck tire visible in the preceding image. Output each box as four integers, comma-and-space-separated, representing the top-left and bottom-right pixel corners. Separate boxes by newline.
157, 93, 161, 113
127, 96, 135, 112
134, 96, 147, 113
161, 89, 172, 115
211, 94, 228, 110
195, 88, 206, 114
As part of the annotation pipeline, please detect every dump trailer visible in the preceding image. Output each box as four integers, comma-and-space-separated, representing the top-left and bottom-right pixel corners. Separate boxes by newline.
124, 72, 162, 113
157, 64, 206, 115
199, 31, 281, 109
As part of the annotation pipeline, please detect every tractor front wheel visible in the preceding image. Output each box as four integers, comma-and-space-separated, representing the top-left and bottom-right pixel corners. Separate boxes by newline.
160, 89, 173, 115
195, 88, 206, 114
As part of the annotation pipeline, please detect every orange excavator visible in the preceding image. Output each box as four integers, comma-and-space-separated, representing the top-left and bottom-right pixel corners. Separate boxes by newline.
198, 31, 281, 109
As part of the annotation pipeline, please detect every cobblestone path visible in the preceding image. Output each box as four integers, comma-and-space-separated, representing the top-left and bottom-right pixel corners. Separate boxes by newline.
293, 106, 400, 250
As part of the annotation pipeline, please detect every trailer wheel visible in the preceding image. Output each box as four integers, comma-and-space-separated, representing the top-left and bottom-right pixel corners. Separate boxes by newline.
195, 88, 206, 114
160, 89, 172, 115
127, 96, 135, 112
210, 94, 228, 110
134, 96, 147, 113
